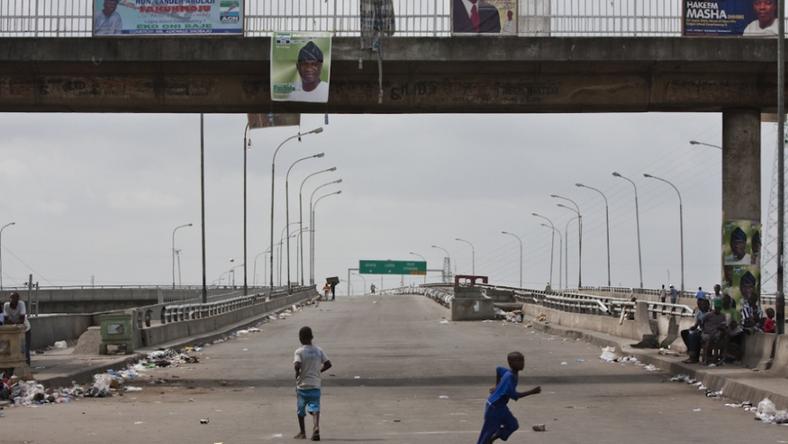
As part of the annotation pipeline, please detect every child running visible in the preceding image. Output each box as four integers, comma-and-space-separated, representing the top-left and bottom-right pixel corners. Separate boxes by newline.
293, 326, 332, 441
476, 351, 541, 444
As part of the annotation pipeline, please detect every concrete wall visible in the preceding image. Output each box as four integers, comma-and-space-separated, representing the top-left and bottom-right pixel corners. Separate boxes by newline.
140, 290, 316, 348
23, 287, 263, 314
772, 334, 788, 377
522, 303, 695, 351
29, 314, 95, 350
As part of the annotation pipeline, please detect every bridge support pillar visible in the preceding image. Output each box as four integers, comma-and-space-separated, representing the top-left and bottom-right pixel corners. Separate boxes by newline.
721, 109, 761, 306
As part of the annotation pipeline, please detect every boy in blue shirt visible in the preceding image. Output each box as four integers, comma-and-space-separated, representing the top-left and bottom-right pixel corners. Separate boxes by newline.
477, 351, 541, 444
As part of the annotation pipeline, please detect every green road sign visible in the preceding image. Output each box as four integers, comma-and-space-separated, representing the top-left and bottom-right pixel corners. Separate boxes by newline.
359, 260, 426, 275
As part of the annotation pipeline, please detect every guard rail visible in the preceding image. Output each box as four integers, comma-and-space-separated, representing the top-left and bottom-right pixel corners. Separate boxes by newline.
131, 286, 309, 329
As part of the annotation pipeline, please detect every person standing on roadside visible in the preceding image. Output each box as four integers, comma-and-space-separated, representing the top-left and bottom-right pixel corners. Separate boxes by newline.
4, 292, 31, 365
658, 284, 667, 303
669, 285, 678, 304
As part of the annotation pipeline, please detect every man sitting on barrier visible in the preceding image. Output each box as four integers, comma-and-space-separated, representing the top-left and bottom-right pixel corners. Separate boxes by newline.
681, 298, 710, 364
700, 298, 728, 365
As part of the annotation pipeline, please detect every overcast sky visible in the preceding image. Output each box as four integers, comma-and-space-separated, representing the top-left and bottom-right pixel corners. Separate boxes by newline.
0, 112, 778, 294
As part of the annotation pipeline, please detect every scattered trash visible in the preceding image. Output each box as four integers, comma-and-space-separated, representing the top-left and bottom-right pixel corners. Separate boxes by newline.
693, 408, 702, 412
134, 421, 144, 425
575, 359, 585, 363
532, 424, 546, 432
354, 376, 361, 380
200, 418, 210, 424
236, 329, 249, 335
53, 341, 68, 350
439, 319, 449, 324
658, 348, 680, 357
536, 313, 547, 322
125, 386, 143, 393
705, 390, 723, 398
599, 347, 618, 363
248, 327, 261, 333
242, 348, 249, 352
438, 395, 449, 399
560, 362, 568, 366
643, 364, 659, 372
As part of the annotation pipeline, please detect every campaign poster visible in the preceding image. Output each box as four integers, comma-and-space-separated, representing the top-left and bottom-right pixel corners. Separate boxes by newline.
93, 0, 243, 36
451, 0, 518, 35
247, 113, 301, 129
723, 265, 760, 306
683, 0, 778, 37
722, 220, 760, 266
271, 33, 332, 104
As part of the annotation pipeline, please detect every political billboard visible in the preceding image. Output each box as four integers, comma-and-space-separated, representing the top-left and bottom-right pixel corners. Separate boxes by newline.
271, 32, 332, 104
683, 0, 777, 37
451, 0, 518, 35
93, 0, 243, 36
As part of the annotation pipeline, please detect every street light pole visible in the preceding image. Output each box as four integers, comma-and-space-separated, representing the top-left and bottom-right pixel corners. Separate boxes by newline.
279, 223, 300, 286
171, 223, 192, 289
0, 222, 16, 291
454, 238, 476, 275
409, 251, 428, 284
312, 190, 342, 285
644, 173, 685, 293
539, 223, 562, 291
243, 123, 250, 296
552, 194, 582, 288
532, 213, 557, 289
252, 248, 270, 288
286, 152, 325, 293
613, 171, 644, 288
562, 217, 578, 289
309, 179, 342, 284
299, 167, 337, 285
576, 183, 611, 287
501, 231, 523, 287
270, 127, 323, 294
431, 245, 452, 283
689, 140, 722, 150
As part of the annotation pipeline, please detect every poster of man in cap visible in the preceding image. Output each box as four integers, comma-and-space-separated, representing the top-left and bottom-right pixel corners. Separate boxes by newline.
725, 265, 760, 306
271, 33, 332, 103
722, 220, 760, 266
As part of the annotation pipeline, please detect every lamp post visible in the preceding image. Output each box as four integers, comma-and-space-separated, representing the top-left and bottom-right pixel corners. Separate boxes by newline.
279, 223, 300, 286
309, 179, 342, 284
563, 216, 579, 289
689, 140, 722, 150
171, 223, 192, 289
539, 223, 562, 291
409, 251, 427, 284
431, 245, 452, 283
501, 231, 523, 288
576, 183, 611, 286
532, 213, 557, 289
242, 123, 252, 296
286, 152, 325, 293
253, 248, 270, 287
0, 222, 15, 291
552, 194, 582, 288
270, 127, 323, 294
312, 190, 342, 285
613, 171, 644, 288
299, 167, 337, 285
295, 225, 309, 281
454, 238, 476, 275
644, 173, 685, 293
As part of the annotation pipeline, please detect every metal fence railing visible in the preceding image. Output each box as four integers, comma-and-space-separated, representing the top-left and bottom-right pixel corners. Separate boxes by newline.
0, 0, 684, 38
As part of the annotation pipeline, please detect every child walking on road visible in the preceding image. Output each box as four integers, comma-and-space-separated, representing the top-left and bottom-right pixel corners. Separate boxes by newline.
476, 351, 541, 444
294, 326, 332, 441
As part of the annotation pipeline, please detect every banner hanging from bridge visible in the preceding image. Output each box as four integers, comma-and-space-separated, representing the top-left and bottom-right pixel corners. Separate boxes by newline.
683, 0, 777, 37
247, 113, 301, 129
271, 33, 333, 104
722, 219, 761, 307
451, 0, 517, 35
93, 0, 243, 36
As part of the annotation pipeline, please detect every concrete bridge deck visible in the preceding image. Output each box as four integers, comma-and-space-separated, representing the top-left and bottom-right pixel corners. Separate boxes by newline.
4, 294, 786, 443
0, 37, 784, 113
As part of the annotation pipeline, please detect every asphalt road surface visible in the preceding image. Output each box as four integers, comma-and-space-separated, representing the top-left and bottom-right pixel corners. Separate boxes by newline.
3, 294, 787, 444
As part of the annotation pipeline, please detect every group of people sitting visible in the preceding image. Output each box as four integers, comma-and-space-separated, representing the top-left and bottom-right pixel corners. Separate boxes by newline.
681, 285, 776, 365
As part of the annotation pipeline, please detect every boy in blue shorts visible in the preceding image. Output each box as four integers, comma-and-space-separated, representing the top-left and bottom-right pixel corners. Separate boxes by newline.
294, 326, 332, 441
477, 351, 541, 444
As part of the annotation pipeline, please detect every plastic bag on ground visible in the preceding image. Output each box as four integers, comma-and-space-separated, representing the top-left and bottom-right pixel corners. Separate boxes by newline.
599, 346, 618, 362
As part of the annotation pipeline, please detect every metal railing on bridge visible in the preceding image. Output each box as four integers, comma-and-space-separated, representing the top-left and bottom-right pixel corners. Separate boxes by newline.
0, 0, 684, 38
579, 285, 778, 305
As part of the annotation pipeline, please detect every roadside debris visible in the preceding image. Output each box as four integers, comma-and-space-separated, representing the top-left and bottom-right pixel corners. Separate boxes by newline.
532, 424, 546, 432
